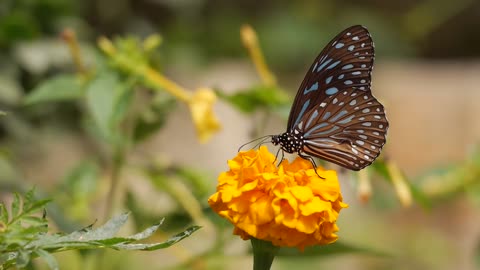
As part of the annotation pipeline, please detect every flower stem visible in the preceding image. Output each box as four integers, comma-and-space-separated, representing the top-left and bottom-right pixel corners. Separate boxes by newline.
251, 238, 279, 270
387, 160, 412, 207
241, 24, 277, 87
142, 66, 191, 102
61, 28, 87, 75
104, 146, 125, 221
358, 168, 372, 203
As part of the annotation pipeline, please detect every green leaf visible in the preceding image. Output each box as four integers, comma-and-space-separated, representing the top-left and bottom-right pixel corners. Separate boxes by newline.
25, 213, 199, 252
113, 225, 201, 251
35, 249, 59, 270
133, 96, 176, 142
85, 72, 133, 142
216, 85, 289, 114
11, 193, 21, 220
24, 75, 84, 105
276, 241, 390, 257
0, 203, 8, 224
80, 212, 129, 240
126, 218, 164, 240
62, 160, 99, 198
21, 216, 47, 226
15, 250, 31, 268
23, 188, 35, 210
1, 193, 200, 269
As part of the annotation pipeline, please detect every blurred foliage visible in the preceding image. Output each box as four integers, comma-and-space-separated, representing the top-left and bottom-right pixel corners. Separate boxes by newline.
0, 190, 200, 270
216, 85, 289, 114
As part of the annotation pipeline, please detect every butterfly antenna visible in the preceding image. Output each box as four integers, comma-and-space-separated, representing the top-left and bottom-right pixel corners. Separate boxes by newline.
238, 135, 273, 152
273, 147, 283, 166
251, 137, 273, 150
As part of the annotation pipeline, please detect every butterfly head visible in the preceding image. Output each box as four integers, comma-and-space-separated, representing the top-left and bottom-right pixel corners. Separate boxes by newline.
271, 132, 304, 154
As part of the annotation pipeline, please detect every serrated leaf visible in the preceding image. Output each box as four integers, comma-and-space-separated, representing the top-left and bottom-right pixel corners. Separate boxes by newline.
276, 241, 389, 257
0, 203, 8, 224
114, 225, 201, 251
24, 75, 84, 105
81, 212, 129, 240
22, 199, 51, 217
126, 218, 164, 241
35, 249, 59, 270
15, 250, 31, 267
11, 193, 21, 220
23, 189, 35, 210
216, 85, 289, 114
21, 216, 48, 226
0, 252, 17, 266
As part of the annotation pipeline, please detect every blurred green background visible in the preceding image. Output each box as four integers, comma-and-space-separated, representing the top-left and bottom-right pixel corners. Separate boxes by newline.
1, 0, 480, 269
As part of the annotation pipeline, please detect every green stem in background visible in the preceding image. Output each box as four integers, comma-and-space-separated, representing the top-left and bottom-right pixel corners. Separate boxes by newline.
103, 145, 125, 221
251, 238, 279, 270
61, 29, 87, 76
241, 25, 277, 87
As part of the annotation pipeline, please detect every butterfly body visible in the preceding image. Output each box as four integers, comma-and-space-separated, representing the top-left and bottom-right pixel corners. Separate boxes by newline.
272, 25, 389, 171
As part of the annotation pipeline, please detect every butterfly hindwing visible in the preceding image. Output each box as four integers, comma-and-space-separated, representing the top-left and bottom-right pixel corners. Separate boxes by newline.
294, 88, 388, 170
287, 25, 375, 132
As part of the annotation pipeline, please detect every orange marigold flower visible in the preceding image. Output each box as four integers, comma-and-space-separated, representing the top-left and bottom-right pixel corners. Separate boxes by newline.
208, 146, 348, 250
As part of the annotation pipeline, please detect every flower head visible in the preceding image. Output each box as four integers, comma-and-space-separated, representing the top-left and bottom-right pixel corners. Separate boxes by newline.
208, 146, 348, 250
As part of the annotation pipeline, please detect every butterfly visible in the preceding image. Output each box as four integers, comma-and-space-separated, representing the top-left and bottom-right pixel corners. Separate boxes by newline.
271, 25, 388, 171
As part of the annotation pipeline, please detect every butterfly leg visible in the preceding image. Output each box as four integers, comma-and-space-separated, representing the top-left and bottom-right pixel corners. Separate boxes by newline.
298, 152, 325, 179
274, 148, 285, 166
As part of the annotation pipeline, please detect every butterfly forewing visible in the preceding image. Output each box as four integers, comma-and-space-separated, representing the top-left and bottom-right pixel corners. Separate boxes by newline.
287, 25, 375, 131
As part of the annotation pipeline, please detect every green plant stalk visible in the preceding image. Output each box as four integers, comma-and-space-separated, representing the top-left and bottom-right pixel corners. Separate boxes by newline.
104, 146, 125, 221
251, 238, 279, 270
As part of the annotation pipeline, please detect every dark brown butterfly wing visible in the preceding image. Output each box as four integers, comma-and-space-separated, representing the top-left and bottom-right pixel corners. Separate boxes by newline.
294, 88, 388, 170
287, 25, 375, 132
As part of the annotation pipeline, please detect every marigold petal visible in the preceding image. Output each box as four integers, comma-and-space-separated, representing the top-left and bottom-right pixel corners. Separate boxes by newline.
249, 195, 274, 224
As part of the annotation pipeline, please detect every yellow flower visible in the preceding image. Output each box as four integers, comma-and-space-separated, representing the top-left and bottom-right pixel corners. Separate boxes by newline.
208, 146, 348, 250
188, 88, 221, 144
